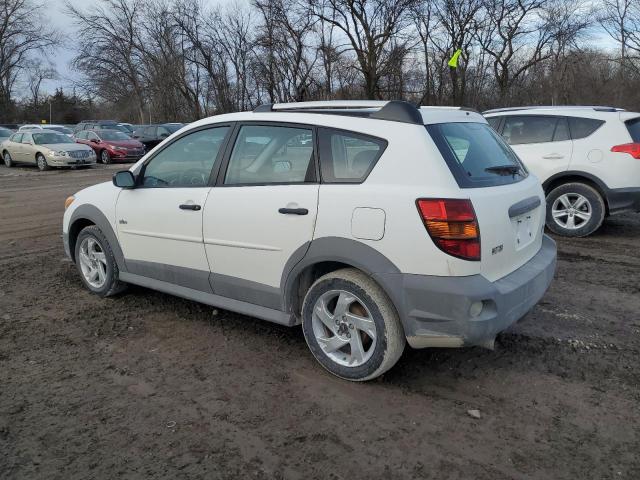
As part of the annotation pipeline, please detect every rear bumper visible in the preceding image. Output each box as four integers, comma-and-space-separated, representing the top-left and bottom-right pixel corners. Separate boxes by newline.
376, 235, 557, 349
605, 187, 640, 214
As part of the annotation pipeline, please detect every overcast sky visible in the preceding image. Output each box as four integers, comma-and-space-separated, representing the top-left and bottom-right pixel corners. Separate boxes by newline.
42, 0, 616, 95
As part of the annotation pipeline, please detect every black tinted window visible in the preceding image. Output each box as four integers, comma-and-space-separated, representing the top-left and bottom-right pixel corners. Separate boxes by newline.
486, 117, 502, 131
502, 116, 557, 144
318, 128, 386, 183
553, 117, 570, 141
142, 127, 229, 187
625, 118, 640, 142
568, 117, 604, 140
427, 122, 527, 188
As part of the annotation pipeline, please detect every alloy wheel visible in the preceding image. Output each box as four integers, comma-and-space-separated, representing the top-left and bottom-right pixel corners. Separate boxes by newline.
551, 193, 592, 230
311, 290, 377, 367
78, 237, 108, 288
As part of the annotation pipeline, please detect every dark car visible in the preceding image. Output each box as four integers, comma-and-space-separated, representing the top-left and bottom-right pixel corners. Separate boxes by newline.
74, 129, 145, 164
74, 120, 127, 134
132, 123, 184, 150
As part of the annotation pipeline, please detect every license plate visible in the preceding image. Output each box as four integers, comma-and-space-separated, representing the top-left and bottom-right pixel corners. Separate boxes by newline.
512, 213, 535, 250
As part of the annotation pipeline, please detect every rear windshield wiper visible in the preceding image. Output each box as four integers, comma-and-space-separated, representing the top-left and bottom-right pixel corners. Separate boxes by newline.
485, 165, 522, 176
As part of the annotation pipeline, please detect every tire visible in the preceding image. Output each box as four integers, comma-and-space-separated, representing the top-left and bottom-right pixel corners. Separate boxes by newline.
3, 151, 13, 167
74, 225, 127, 297
36, 153, 50, 171
301, 268, 405, 381
100, 150, 111, 164
545, 182, 605, 237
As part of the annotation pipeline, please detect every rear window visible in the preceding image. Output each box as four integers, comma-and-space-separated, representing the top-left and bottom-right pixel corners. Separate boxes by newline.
568, 117, 604, 140
625, 118, 640, 142
426, 122, 527, 188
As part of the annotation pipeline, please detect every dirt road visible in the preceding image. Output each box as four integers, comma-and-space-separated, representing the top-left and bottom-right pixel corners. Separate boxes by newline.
1, 165, 639, 479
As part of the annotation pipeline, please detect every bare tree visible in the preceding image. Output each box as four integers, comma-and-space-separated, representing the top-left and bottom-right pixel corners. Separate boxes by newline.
477, 0, 556, 103
310, 0, 418, 99
25, 60, 57, 107
66, 0, 148, 122
0, 0, 58, 121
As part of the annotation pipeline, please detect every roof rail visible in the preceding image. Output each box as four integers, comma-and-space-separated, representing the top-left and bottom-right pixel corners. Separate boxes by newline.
253, 100, 423, 124
483, 106, 626, 114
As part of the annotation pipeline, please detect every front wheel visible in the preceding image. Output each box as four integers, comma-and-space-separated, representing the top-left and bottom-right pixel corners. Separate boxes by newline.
3, 151, 14, 167
100, 150, 111, 164
546, 182, 605, 237
75, 225, 127, 297
302, 268, 405, 381
36, 153, 50, 171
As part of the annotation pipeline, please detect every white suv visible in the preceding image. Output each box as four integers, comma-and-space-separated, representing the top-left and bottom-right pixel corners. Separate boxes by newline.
484, 107, 640, 236
62, 101, 556, 381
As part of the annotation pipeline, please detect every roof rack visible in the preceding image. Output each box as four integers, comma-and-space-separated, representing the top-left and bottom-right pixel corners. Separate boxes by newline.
483, 106, 626, 114
253, 100, 424, 124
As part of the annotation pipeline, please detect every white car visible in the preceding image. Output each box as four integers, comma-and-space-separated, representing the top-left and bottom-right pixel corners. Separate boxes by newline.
484, 106, 640, 236
19, 124, 74, 137
62, 101, 556, 381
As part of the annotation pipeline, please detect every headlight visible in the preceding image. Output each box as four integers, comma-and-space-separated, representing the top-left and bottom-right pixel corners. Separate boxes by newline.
48, 150, 68, 157
64, 195, 75, 210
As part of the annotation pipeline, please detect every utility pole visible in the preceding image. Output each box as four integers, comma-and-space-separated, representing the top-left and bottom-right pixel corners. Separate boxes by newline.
49, 101, 52, 124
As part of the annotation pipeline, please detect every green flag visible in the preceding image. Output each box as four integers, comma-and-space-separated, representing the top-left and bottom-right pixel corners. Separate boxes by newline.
448, 49, 463, 68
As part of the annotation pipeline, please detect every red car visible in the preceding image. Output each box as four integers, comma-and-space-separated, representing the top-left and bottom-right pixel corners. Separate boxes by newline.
74, 129, 145, 164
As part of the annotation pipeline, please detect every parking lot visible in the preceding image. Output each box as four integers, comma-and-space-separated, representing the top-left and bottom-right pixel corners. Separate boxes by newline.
1, 164, 639, 479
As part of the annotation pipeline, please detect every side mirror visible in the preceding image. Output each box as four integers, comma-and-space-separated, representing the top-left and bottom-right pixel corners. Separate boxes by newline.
91, 138, 100, 144
113, 170, 136, 188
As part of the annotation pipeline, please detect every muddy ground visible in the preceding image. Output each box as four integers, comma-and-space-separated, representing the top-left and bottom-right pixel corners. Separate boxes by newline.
0, 164, 638, 480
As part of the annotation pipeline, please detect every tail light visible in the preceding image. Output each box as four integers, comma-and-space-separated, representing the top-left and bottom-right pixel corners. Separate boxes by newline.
611, 143, 640, 159
416, 198, 480, 261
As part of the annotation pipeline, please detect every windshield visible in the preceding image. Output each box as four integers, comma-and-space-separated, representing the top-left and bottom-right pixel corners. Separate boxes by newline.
99, 130, 131, 141
626, 118, 640, 142
33, 132, 74, 145
46, 126, 73, 135
426, 122, 527, 188
0, 128, 11, 138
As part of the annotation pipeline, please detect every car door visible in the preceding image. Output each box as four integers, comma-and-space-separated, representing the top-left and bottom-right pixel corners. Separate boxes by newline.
115, 125, 231, 292
20, 133, 36, 164
7, 133, 24, 162
501, 115, 572, 182
203, 123, 319, 309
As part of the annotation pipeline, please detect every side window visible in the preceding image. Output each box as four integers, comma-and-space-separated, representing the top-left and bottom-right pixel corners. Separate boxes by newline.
144, 126, 156, 137
11, 134, 23, 143
87, 132, 99, 141
569, 117, 605, 140
21, 133, 32, 144
141, 127, 230, 188
553, 117, 570, 141
157, 126, 171, 138
318, 128, 386, 183
76, 131, 86, 140
486, 117, 502, 132
224, 125, 314, 185
502, 116, 559, 145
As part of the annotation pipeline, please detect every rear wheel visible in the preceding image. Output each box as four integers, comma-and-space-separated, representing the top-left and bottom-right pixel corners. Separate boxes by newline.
546, 182, 605, 237
3, 151, 13, 167
302, 268, 405, 381
100, 150, 111, 164
36, 153, 50, 171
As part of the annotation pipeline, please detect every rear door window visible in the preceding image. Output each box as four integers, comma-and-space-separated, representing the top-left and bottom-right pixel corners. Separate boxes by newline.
224, 125, 315, 185
502, 116, 558, 145
426, 122, 527, 188
486, 116, 502, 132
625, 117, 640, 142
318, 128, 386, 183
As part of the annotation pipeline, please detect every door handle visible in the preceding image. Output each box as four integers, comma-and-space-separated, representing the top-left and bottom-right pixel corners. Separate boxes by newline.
542, 154, 564, 160
278, 207, 308, 215
179, 204, 201, 211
